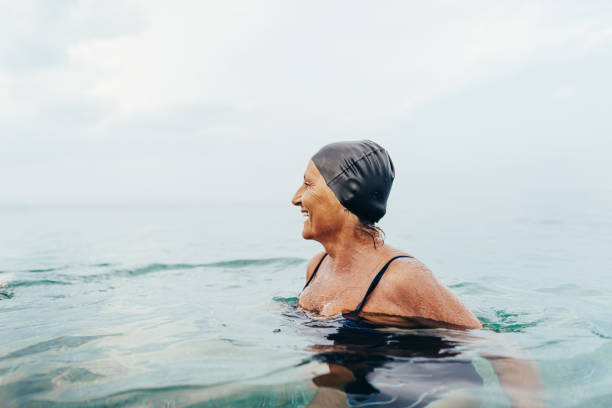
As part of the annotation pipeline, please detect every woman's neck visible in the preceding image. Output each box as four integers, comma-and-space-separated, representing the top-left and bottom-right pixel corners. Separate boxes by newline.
320, 231, 385, 274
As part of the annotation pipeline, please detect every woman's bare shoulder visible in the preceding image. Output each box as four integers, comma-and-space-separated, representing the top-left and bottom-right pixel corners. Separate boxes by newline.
381, 254, 435, 298
377, 253, 482, 329
305, 251, 327, 281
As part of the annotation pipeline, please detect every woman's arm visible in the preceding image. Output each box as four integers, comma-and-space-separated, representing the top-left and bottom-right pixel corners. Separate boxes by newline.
480, 335, 547, 408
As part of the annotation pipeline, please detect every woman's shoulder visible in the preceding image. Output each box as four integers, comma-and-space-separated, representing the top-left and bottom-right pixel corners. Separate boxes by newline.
374, 249, 482, 328
305, 251, 327, 281
379, 250, 435, 294
382, 253, 475, 312
378, 246, 426, 274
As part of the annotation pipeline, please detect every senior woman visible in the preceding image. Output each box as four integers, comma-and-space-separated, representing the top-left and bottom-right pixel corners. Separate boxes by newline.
292, 140, 480, 328
292, 140, 546, 408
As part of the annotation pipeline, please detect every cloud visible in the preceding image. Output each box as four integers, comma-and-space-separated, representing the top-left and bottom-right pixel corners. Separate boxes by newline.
0, 1, 144, 72
1, 1, 611, 205
62, 1, 606, 119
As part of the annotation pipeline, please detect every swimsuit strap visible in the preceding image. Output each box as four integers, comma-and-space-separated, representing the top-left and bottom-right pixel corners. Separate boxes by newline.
302, 253, 328, 290
352, 255, 413, 315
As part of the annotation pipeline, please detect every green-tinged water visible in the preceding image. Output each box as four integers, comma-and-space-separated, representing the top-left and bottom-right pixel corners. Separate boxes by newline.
1, 199, 611, 407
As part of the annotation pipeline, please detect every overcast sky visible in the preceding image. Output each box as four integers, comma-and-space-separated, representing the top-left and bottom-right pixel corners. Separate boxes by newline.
1, 1, 611, 209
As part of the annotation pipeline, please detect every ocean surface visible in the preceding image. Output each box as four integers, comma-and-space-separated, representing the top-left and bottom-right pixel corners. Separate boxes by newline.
1, 198, 611, 407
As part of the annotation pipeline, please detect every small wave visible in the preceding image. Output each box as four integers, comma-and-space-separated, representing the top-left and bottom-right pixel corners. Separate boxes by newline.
220, 338, 254, 347
18, 361, 312, 407
21, 383, 213, 408
448, 281, 501, 295
203, 257, 304, 268
10, 280, 72, 288
538, 283, 602, 297
0, 334, 118, 361
125, 258, 303, 276
58, 257, 307, 283
59, 367, 104, 383
0, 291, 14, 300
117, 258, 304, 276
67, 263, 201, 280
0, 366, 106, 404
589, 321, 612, 339
3, 271, 73, 290
26, 266, 66, 273
273, 296, 298, 303
118, 263, 199, 277
479, 310, 542, 333
4, 258, 307, 293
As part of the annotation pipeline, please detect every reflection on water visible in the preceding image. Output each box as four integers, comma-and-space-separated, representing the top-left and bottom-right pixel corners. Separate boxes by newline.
187, 303, 486, 408
281, 304, 483, 408
310, 324, 482, 407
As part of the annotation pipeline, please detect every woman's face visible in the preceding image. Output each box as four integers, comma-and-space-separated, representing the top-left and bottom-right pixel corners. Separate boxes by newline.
292, 160, 346, 241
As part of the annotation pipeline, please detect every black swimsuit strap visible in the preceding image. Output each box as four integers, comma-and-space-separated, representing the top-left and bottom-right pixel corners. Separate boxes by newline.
303, 253, 328, 290
352, 255, 413, 315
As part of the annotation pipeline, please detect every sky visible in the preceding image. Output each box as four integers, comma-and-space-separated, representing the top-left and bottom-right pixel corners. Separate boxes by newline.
1, 0, 611, 211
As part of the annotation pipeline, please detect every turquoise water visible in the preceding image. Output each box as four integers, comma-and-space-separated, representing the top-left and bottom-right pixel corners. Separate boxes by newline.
1, 199, 611, 407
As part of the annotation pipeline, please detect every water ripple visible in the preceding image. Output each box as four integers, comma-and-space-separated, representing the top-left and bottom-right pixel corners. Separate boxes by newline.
11, 279, 71, 288
3, 258, 307, 296
537, 283, 603, 297
7, 361, 312, 407
478, 310, 542, 333
26, 266, 67, 273
589, 321, 612, 339
0, 291, 14, 300
447, 281, 501, 295
64, 257, 306, 283
0, 335, 117, 361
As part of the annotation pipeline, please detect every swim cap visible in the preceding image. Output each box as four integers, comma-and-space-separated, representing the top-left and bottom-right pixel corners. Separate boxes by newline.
311, 140, 394, 224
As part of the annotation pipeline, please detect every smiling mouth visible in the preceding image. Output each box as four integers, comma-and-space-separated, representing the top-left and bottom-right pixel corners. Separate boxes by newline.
301, 209, 309, 219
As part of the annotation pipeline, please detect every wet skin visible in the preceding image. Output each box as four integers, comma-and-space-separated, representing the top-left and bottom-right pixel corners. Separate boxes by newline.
291, 160, 482, 329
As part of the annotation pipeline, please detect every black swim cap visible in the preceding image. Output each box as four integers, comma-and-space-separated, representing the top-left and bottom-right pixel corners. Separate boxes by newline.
311, 140, 394, 224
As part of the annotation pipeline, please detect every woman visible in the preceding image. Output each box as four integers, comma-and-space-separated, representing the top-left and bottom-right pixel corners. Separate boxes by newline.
291, 140, 546, 408
292, 140, 481, 328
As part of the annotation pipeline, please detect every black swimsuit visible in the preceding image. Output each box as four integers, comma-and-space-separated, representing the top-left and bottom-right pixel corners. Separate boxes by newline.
302, 253, 413, 315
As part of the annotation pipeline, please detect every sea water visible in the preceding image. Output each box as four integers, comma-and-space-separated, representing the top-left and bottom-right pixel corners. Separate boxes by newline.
1, 197, 611, 407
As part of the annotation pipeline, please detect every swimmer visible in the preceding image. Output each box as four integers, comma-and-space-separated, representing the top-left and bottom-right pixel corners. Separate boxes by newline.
292, 140, 480, 328
292, 140, 546, 408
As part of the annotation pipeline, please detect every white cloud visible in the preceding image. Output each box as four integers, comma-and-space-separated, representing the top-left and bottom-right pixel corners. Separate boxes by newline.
66, 1, 597, 118
1, 0, 611, 205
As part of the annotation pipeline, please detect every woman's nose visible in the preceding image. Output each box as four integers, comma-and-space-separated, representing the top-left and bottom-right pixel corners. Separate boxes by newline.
291, 187, 302, 206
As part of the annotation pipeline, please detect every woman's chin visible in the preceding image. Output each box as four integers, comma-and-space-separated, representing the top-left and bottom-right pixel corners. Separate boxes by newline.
301, 225, 314, 240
